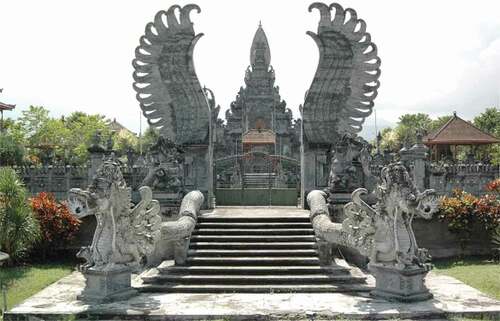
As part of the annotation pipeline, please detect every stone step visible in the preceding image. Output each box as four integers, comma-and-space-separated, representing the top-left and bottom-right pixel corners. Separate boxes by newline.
157, 264, 350, 275
198, 216, 310, 223
190, 235, 316, 242
189, 242, 317, 250
192, 228, 314, 236
142, 274, 366, 285
186, 256, 320, 266
138, 283, 371, 293
187, 249, 318, 257
196, 222, 312, 229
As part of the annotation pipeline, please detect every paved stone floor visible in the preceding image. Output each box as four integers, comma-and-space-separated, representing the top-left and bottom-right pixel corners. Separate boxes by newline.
5, 271, 500, 320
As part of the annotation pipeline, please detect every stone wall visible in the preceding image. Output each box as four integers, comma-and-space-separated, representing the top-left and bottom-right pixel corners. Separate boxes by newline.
428, 163, 498, 196
15, 165, 147, 200
414, 217, 493, 259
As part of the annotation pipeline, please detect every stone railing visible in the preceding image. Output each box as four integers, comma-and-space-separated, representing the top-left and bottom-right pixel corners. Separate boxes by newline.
159, 191, 204, 264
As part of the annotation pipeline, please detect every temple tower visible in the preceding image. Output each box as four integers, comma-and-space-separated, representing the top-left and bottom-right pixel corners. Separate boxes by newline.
224, 24, 296, 158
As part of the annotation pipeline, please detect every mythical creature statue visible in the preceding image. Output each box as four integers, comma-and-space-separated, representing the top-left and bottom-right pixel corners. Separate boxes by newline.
302, 3, 381, 144
68, 156, 161, 271
344, 163, 439, 269
142, 136, 184, 193
326, 134, 373, 193
133, 4, 210, 145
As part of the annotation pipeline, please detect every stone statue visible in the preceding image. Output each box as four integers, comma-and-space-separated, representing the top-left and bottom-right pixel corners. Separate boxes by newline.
326, 134, 373, 193
344, 162, 438, 268
69, 156, 161, 272
141, 136, 184, 193
133, 4, 210, 145
307, 162, 439, 301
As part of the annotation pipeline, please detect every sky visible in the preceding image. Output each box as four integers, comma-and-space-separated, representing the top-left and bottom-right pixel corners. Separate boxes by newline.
1, 0, 500, 140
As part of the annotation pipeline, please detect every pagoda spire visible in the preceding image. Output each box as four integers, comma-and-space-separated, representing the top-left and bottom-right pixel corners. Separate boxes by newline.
250, 22, 271, 69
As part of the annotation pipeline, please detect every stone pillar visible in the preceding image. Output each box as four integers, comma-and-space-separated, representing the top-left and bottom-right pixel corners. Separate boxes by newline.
408, 133, 429, 191
87, 135, 106, 179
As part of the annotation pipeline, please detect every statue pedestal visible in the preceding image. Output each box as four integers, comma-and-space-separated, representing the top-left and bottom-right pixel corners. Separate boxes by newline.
368, 263, 433, 302
78, 267, 137, 303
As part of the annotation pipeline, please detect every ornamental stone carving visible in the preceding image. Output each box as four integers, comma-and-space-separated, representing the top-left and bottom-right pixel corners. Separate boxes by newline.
308, 162, 439, 301
68, 155, 161, 301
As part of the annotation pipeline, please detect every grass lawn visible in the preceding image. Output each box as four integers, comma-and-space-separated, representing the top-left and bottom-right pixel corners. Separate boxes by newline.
0, 260, 76, 310
433, 257, 500, 300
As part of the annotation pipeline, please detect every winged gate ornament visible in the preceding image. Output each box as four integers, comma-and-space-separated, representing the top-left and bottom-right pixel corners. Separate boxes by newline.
302, 2, 381, 144
133, 5, 210, 145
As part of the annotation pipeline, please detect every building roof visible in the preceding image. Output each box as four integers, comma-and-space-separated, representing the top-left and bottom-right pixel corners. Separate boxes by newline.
0, 101, 15, 111
423, 113, 500, 145
242, 129, 276, 145
108, 118, 136, 136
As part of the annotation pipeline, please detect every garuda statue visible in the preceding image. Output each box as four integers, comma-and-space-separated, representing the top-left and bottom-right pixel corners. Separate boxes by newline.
68, 156, 161, 272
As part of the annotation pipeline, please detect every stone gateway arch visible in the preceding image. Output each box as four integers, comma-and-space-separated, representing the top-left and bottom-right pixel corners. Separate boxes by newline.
132, 2, 381, 208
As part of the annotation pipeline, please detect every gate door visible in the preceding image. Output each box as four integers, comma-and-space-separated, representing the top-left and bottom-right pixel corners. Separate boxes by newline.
214, 152, 299, 206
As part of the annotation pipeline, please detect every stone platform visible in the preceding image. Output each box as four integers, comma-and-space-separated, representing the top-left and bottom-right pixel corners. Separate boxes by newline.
5, 271, 500, 320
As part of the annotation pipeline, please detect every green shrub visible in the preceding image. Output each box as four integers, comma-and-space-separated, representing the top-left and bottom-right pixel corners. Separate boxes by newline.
0, 167, 40, 262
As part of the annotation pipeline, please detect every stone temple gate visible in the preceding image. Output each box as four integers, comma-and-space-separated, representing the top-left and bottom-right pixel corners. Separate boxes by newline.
132, 2, 381, 209
213, 24, 301, 206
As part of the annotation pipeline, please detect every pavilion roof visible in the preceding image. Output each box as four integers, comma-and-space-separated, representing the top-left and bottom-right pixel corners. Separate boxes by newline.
423, 113, 500, 145
0, 101, 15, 111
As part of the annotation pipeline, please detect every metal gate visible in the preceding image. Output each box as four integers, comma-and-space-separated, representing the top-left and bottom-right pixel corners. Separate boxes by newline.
214, 151, 299, 206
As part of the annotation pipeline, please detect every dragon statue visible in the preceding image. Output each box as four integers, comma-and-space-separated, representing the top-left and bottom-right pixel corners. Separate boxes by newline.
308, 162, 439, 301
343, 163, 439, 269
68, 155, 161, 272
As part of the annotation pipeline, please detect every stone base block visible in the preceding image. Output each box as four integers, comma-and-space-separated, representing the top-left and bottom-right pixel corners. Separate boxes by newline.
77, 267, 137, 303
368, 263, 433, 302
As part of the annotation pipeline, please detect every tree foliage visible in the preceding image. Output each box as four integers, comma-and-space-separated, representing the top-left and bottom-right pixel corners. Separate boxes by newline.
11, 107, 116, 165
0, 168, 40, 262
0, 133, 25, 166
473, 107, 500, 164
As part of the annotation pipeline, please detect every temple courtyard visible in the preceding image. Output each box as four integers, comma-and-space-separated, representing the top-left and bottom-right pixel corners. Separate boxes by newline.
4, 208, 500, 321
1, 1, 500, 321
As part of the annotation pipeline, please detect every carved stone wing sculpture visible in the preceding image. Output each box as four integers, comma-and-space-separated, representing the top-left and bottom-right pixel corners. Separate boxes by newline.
131, 186, 162, 258
133, 4, 210, 145
302, 3, 381, 144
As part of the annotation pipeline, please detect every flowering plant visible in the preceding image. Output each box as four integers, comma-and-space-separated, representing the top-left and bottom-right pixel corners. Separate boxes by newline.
439, 182, 500, 255
30, 192, 80, 254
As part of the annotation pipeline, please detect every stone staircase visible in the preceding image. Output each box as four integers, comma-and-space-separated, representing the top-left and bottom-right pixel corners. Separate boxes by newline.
140, 214, 369, 293
243, 172, 277, 188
